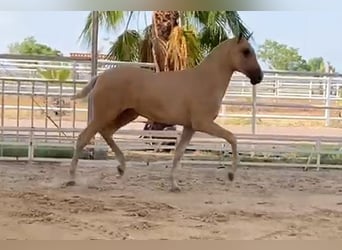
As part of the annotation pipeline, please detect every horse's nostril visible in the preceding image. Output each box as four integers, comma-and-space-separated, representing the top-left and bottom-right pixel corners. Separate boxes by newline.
251, 73, 263, 85
258, 73, 264, 82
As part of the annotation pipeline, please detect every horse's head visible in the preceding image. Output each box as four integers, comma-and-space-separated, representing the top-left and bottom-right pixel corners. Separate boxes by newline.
228, 33, 263, 85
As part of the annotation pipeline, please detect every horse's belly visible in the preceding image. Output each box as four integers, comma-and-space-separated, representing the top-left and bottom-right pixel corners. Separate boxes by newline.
134, 98, 189, 125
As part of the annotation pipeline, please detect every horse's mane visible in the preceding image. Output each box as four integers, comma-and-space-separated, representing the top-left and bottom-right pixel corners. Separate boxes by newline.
198, 39, 233, 66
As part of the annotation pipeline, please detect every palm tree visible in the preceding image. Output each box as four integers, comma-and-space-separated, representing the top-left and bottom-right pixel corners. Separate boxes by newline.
80, 11, 251, 66
79, 11, 252, 144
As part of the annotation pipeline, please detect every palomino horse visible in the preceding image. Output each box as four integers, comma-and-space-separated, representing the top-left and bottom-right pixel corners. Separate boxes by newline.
70, 34, 263, 192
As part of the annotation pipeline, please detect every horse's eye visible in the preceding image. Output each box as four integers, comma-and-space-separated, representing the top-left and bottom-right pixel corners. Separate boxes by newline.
242, 48, 250, 57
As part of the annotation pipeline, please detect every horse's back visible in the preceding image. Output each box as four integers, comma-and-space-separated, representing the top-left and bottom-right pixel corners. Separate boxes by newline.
99, 65, 197, 93
105, 66, 154, 79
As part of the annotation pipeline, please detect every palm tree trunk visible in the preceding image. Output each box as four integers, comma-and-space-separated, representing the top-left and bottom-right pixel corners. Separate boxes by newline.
151, 11, 179, 72
88, 11, 99, 125
88, 11, 99, 159
143, 11, 180, 149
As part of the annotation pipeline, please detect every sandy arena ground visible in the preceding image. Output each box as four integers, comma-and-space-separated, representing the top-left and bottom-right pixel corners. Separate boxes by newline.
0, 160, 342, 240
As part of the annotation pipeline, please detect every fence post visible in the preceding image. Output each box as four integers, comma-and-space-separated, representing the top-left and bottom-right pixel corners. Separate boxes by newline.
316, 139, 321, 171
250, 84, 257, 157
72, 62, 77, 139
0, 80, 4, 157
251, 84, 257, 135
28, 129, 34, 164
324, 77, 331, 127
88, 11, 102, 159
88, 11, 98, 125
275, 73, 279, 97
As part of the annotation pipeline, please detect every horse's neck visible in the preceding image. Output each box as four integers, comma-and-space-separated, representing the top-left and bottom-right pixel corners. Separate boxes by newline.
196, 50, 234, 97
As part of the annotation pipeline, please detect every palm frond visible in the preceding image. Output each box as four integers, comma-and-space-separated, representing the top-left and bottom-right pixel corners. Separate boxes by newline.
165, 26, 188, 71
151, 36, 168, 72
184, 11, 226, 52
183, 11, 206, 31
37, 69, 71, 81
82, 11, 252, 69
37, 69, 54, 80
79, 11, 126, 46
57, 69, 72, 81
124, 11, 134, 30
140, 38, 153, 63
184, 11, 252, 51
223, 11, 252, 40
106, 29, 142, 61
183, 29, 203, 67
140, 25, 154, 63
199, 22, 228, 52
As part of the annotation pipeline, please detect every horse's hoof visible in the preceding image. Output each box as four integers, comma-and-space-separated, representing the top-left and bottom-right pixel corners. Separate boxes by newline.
117, 166, 124, 176
63, 180, 76, 187
170, 186, 181, 193
228, 172, 234, 181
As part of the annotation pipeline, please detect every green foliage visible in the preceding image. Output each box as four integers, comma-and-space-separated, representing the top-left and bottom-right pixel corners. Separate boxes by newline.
8, 36, 62, 56
257, 39, 336, 73
37, 68, 71, 81
257, 39, 309, 71
185, 11, 251, 53
337, 88, 342, 107
106, 30, 142, 61
80, 11, 127, 46
0, 144, 89, 159
183, 29, 203, 67
306, 57, 325, 72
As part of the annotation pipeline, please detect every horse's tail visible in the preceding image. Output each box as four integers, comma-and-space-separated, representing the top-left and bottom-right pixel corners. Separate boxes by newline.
70, 75, 99, 100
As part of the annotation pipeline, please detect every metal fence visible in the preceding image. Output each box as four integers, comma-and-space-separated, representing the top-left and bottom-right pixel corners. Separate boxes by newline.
0, 54, 155, 80
222, 72, 342, 128
0, 56, 341, 169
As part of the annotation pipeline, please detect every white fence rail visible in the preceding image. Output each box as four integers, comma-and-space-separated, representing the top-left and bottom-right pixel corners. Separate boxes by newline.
0, 126, 341, 170
1, 74, 341, 127
0, 57, 341, 168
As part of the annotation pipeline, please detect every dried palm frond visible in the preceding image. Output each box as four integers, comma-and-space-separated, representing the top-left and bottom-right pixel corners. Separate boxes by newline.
165, 26, 188, 71
140, 25, 154, 63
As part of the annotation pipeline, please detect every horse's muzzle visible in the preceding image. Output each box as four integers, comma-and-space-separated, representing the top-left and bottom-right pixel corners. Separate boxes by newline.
250, 71, 264, 85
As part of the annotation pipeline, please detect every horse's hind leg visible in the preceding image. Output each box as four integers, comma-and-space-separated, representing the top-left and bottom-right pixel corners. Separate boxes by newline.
170, 126, 195, 192
99, 109, 138, 177
70, 120, 104, 181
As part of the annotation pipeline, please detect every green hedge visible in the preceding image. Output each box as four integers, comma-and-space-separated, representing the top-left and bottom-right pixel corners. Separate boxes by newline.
0, 144, 341, 165
0, 145, 88, 159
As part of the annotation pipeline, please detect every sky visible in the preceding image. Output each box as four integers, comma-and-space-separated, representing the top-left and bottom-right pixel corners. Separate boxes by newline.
0, 11, 341, 71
